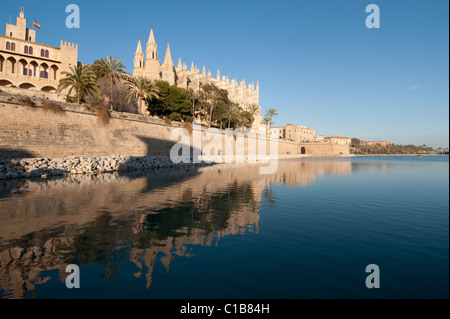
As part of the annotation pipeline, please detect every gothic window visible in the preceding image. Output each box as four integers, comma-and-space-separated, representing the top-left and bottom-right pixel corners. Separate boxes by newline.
41, 49, 45, 57
40, 70, 48, 79
11, 43, 15, 51
6, 42, 10, 50
29, 47, 33, 55
23, 66, 28, 76
24, 46, 28, 54
45, 50, 49, 58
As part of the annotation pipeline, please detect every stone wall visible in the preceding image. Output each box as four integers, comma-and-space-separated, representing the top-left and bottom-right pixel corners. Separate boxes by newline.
0, 92, 349, 159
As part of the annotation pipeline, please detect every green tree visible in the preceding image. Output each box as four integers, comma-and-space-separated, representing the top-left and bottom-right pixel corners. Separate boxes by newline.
58, 64, 100, 104
248, 104, 260, 126
265, 107, 278, 129
224, 103, 240, 128
92, 56, 129, 110
187, 90, 201, 121
206, 90, 219, 127
125, 76, 159, 115
351, 138, 361, 147
263, 115, 271, 136
147, 81, 192, 122
239, 110, 252, 129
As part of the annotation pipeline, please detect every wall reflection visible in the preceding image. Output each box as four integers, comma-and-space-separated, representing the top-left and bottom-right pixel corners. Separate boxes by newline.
0, 159, 354, 298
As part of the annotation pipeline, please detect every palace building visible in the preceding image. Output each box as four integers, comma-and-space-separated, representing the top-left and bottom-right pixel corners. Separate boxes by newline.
270, 124, 317, 143
133, 29, 262, 128
0, 8, 78, 93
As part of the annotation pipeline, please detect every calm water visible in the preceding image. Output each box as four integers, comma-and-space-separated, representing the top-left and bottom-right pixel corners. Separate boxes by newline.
0, 156, 448, 299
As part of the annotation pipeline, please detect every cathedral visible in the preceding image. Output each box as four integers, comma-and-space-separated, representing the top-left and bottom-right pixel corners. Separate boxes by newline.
133, 29, 262, 128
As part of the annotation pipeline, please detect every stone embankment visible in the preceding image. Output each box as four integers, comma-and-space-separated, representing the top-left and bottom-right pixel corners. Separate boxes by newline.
0, 155, 197, 180
0, 153, 318, 180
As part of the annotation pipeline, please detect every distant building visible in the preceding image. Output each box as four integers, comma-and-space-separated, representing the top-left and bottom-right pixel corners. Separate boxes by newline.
325, 136, 352, 146
270, 124, 316, 143
0, 7, 78, 93
361, 141, 392, 147
314, 135, 325, 143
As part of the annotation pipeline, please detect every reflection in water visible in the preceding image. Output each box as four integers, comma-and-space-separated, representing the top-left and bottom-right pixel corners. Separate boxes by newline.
0, 159, 354, 299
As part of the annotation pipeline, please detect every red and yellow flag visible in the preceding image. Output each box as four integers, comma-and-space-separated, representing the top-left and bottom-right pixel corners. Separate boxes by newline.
33, 20, 40, 29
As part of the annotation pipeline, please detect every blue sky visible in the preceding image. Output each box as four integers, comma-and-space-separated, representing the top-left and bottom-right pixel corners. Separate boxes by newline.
2, 0, 449, 147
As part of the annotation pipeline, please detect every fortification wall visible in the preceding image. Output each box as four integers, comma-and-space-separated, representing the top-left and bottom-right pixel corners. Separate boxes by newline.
0, 93, 349, 159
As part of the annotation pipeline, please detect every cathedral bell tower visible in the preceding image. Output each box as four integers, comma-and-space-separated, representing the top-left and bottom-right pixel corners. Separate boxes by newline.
133, 40, 145, 76
145, 28, 162, 80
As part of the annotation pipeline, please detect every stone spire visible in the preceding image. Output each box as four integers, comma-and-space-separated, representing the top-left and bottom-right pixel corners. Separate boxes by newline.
146, 28, 158, 60
191, 62, 195, 72
164, 43, 173, 65
148, 28, 156, 44
134, 40, 145, 72
135, 40, 143, 55
202, 65, 206, 76
178, 58, 182, 69
217, 69, 220, 80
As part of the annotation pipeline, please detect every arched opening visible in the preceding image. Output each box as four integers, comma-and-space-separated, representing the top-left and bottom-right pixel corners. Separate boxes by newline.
45, 50, 49, 58
29, 47, 33, 55
0, 79, 13, 87
18, 82, 37, 90
50, 65, 59, 81
6, 42, 10, 50
301, 147, 306, 155
6, 57, 16, 74
18, 59, 28, 76
40, 63, 49, 79
30, 61, 38, 77
0, 55, 4, 73
24, 46, 29, 54
11, 43, 16, 51
41, 86, 57, 93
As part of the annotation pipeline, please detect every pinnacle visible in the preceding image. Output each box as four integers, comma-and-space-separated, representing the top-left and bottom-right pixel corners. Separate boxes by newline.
148, 28, 156, 44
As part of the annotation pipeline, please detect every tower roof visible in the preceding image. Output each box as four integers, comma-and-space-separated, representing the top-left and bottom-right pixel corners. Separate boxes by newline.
148, 28, 156, 44
135, 40, 143, 55
164, 43, 173, 65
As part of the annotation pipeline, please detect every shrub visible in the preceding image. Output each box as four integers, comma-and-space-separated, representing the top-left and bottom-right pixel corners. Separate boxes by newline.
42, 100, 64, 114
182, 122, 192, 134
96, 105, 110, 124
18, 96, 35, 107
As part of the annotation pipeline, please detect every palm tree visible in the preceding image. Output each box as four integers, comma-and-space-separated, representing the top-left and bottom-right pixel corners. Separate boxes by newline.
263, 115, 271, 136
58, 64, 100, 104
248, 104, 260, 126
125, 76, 159, 116
224, 103, 240, 128
206, 90, 219, 127
264, 107, 278, 133
92, 56, 129, 110
239, 112, 251, 129
188, 90, 201, 121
